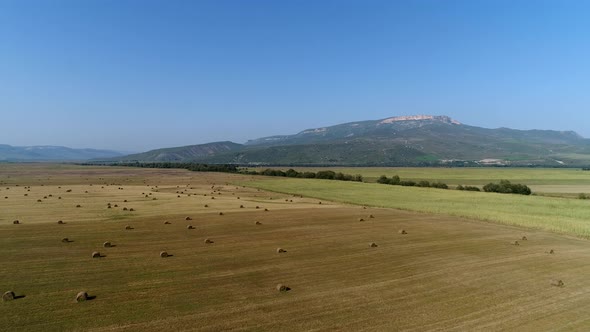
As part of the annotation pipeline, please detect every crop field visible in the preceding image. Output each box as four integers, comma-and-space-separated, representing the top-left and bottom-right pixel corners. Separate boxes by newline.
2, 164, 590, 331
263, 167, 590, 194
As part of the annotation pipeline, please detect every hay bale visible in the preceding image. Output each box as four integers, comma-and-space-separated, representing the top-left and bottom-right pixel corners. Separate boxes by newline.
57, 220, 64, 224
164, 221, 171, 224
276, 284, 290, 292
204, 204, 208, 208
123, 207, 128, 211
76, 204, 81, 208
219, 212, 224, 215
123, 199, 127, 202
66, 189, 72, 192
240, 205, 244, 208
551, 279, 564, 287
2, 291, 15, 301
103, 241, 112, 248
277, 248, 287, 253
264, 208, 269, 212
522, 236, 528, 241
255, 221, 262, 225
255, 206, 260, 209
369, 214, 374, 218
13, 220, 19, 225
160, 251, 168, 258
129, 208, 135, 212
58, 197, 62, 199
125, 225, 133, 230
75, 291, 88, 302
358, 218, 365, 222
114, 204, 118, 207
62, 238, 70, 243
398, 229, 407, 234
549, 249, 555, 254
187, 225, 194, 229
370, 242, 378, 247
37, 199, 42, 202
204, 238, 214, 244
91, 251, 101, 258
318, 201, 322, 204
185, 217, 192, 221
512, 240, 520, 246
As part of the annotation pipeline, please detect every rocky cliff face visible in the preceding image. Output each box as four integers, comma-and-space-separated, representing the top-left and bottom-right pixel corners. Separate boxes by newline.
379, 115, 461, 125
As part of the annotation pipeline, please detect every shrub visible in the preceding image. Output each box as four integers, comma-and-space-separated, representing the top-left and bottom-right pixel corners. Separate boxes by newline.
483, 180, 531, 195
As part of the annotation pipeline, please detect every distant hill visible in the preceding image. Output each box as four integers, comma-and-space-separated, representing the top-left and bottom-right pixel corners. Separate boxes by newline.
0, 144, 125, 162
106, 141, 244, 162
106, 115, 590, 166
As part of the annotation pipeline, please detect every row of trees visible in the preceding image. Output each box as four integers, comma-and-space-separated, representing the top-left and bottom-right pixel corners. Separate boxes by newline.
114, 162, 240, 173
377, 175, 449, 189
482, 180, 531, 195
246, 169, 363, 182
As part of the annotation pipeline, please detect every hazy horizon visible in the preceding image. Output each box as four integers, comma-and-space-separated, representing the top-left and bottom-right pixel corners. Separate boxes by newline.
2, 1, 590, 151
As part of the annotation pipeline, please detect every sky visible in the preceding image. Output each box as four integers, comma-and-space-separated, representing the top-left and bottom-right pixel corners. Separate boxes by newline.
1, 0, 590, 152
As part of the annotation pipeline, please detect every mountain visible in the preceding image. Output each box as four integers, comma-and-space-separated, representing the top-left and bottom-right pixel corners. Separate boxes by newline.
106, 115, 590, 166
108, 141, 243, 162
0, 145, 125, 162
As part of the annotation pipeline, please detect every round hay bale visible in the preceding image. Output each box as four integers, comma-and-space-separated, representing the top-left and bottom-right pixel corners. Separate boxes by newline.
398, 229, 407, 234
75, 291, 88, 302
204, 204, 208, 208
512, 240, 520, 246
370, 242, 378, 247
522, 236, 528, 241
219, 212, 224, 216
358, 218, 365, 222
204, 238, 214, 244
125, 225, 133, 230
76, 204, 81, 208
164, 221, 171, 224
122, 207, 128, 211
103, 241, 112, 248
185, 216, 192, 221
66, 189, 72, 192
318, 201, 322, 205
2, 291, 15, 301
37, 199, 42, 202
91, 251, 101, 258
187, 225, 194, 229
276, 284, 289, 292
160, 251, 168, 258
153, 198, 157, 200
13, 220, 19, 225
57, 220, 64, 224
123, 199, 127, 202
62, 238, 70, 243
58, 197, 62, 199
114, 204, 118, 207
551, 279, 564, 287
549, 249, 555, 254
129, 208, 135, 212
277, 248, 287, 253
363, 206, 367, 209
44, 196, 47, 199
240, 205, 244, 208
107, 205, 112, 209
255, 221, 262, 225
24, 194, 27, 196
255, 206, 260, 209
369, 214, 375, 218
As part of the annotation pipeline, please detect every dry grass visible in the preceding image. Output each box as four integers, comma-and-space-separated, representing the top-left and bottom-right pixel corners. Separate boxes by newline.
2, 164, 590, 331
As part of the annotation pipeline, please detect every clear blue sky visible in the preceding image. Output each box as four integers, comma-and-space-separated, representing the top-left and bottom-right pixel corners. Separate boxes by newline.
1, 0, 590, 152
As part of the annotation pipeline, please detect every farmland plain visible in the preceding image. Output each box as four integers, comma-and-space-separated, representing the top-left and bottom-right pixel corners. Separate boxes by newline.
2, 164, 590, 331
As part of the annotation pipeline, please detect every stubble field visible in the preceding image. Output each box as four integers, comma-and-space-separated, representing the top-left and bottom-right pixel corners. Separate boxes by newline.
2, 164, 590, 331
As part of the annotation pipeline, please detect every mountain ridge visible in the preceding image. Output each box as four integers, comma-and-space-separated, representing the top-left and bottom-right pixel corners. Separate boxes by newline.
0, 144, 125, 161
103, 115, 590, 166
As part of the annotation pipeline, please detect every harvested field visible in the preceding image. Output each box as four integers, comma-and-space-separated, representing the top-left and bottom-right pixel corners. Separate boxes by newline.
1, 164, 590, 330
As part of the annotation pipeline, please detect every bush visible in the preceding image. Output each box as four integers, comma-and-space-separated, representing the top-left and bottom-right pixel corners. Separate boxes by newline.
579, 193, 589, 200
483, 180, 531, 195
400, 180, 416, 187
